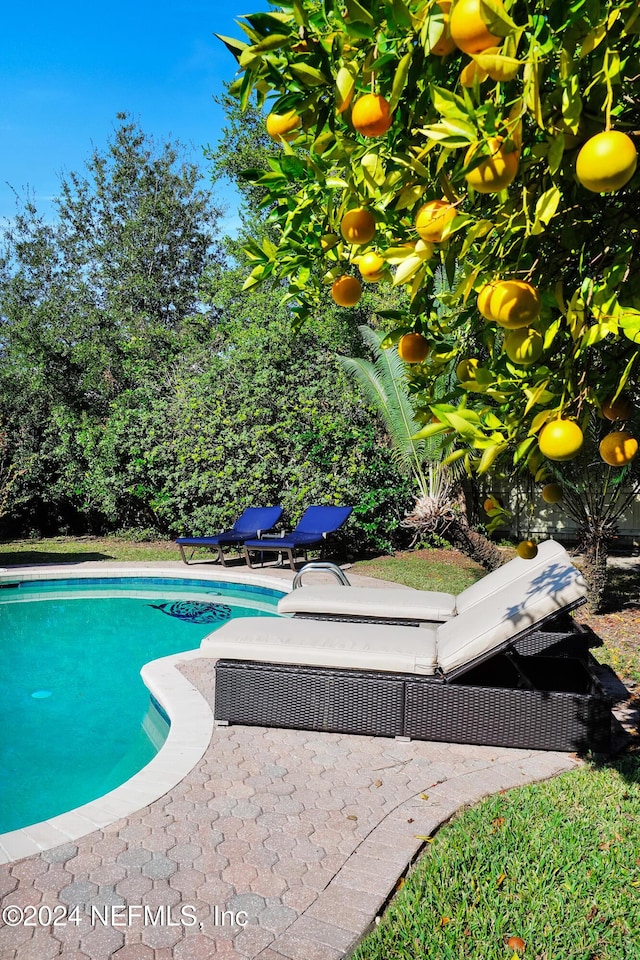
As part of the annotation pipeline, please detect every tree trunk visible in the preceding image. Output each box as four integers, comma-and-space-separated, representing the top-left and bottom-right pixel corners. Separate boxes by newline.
579, 537, 609, 614
446, 516, 505, 571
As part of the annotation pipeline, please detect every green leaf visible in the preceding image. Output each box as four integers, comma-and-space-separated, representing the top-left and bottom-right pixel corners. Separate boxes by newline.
412, 422, 450, 440
620, 310, 640, 344
479, 0, 518, 37
477, 442, 508, 474
390, 0, 412, 29
430, 85, 469, 121
215, 34, 249, 60
252, 33, 292, 53
336, 64, 358, 112
389, 50, 413, 112
290, 63, 330, 85
345, 0, 375, 25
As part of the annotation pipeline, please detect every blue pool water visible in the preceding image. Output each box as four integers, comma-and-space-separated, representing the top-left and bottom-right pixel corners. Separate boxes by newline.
0, 577, 282, 834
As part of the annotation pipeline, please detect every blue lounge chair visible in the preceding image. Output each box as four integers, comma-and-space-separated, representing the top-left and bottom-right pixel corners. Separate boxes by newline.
176, 506, 283, 565
243, 505, 353, 571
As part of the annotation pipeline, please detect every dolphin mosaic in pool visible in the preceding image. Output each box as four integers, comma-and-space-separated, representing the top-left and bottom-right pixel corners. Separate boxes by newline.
148, 600, 233, 624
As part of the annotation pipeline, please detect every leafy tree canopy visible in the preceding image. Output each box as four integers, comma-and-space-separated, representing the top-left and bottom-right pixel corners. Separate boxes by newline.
219, 0, 640, 480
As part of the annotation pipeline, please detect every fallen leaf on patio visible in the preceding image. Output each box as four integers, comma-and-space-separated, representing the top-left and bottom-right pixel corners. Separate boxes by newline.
346, 814, 358, 821
374, 779, 383, 787
420, 793, 429, 800
415, 835, 433, 841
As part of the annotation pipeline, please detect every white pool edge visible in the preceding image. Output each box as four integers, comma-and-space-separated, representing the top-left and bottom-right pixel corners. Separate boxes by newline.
0, 562, 291, 864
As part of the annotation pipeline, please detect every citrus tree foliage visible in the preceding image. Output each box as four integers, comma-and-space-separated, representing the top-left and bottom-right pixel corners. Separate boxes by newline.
220, 0, 640, 479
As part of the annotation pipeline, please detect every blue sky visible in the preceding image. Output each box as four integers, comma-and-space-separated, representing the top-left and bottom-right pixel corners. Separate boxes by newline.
0, 0, 272, 233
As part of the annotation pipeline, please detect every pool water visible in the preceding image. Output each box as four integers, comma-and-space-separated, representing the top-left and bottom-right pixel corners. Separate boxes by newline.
0, 577, 281, 834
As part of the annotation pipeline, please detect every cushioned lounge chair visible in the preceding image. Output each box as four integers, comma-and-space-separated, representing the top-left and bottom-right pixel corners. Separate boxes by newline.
176, 506, 283, 565
202, 555, 629, 753
277, 539, 581, 629
243, 505, 353, 571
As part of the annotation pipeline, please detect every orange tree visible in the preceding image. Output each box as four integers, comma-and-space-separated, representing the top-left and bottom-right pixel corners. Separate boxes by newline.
218, 0, 639, 506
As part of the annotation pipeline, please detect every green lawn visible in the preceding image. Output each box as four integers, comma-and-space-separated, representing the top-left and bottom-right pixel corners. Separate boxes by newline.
352, 757, 640, 960
0, 535, 180, 565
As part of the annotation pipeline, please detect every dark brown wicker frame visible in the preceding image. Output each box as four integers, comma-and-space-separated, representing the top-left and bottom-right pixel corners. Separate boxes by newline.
213, 630, 624, 753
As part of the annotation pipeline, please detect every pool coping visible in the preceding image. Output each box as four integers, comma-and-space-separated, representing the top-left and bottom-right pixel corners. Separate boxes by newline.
0, 563, 293, 865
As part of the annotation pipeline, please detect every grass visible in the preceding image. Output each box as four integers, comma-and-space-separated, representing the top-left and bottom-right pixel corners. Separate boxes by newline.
0, 535, 180, 565
352, 757, 640, 960
3, 536, 639, 959
351, 546, 486, 594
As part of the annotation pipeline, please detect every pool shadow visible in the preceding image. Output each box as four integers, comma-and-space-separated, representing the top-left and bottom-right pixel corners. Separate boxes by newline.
0, 550, 114, 566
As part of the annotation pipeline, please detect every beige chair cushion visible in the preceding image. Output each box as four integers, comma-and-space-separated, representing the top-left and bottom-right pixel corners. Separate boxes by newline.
437, 554, 588, 674
454, 538, 569, 613
201, 616, 439, 675
277, 585, 456, 621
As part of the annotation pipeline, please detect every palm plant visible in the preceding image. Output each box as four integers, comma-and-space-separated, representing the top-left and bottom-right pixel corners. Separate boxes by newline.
338, 326, 503, 569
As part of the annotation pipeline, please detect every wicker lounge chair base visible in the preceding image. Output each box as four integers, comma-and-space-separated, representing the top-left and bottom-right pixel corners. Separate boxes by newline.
213, 651, 617, 753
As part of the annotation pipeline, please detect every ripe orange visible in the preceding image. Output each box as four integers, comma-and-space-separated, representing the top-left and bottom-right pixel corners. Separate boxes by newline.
449, 0, 502, 54
576, 131, 637, 193
484, 496, 503, 512
358, 251, 386, 282
351, 93, 392, 137
431, 1, 457, 56
517, 539, 538, 560
415, 200, 457, 243
602, 394, 633, 421
340, 208, 376, 245
464, 137, 519, 193
398, 333, 429, 363
538, 419, 584, 461
266, 110, 301, 141
599, 431, 639, 466
504, 327, 544, 365
541, 482, 563, 504
477, 280, 541, 329
331, 275, 362, 307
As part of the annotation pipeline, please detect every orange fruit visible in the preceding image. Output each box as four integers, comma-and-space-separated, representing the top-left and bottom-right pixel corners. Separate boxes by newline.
358, 251, 386, 282
477, 280, 541, 329
340, 207, 376, 245
398, 333, 429, 363
464, 137, 519, 193
331, 275, 362, 307
516, 539, 538, 560
599, 431, 639, 466
266, 110, 301, 141
351, 93, 392, 137
456, 357, 479, 382
504, 327, 544, 365
431, 1, 457, 56
449, 0, 502, 54
576, 131, 637, 193
415, 200, 457, 243
538, 419, 584, 461
602, 394, 632, 421
483, 496, 502, 512
541, 482, 563, 504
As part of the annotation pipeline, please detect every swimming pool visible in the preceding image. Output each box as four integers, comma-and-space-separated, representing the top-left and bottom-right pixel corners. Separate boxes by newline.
0, 574, 283, 836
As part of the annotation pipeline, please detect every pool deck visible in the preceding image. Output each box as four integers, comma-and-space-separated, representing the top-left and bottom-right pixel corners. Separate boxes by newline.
0, 560, 580, 959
